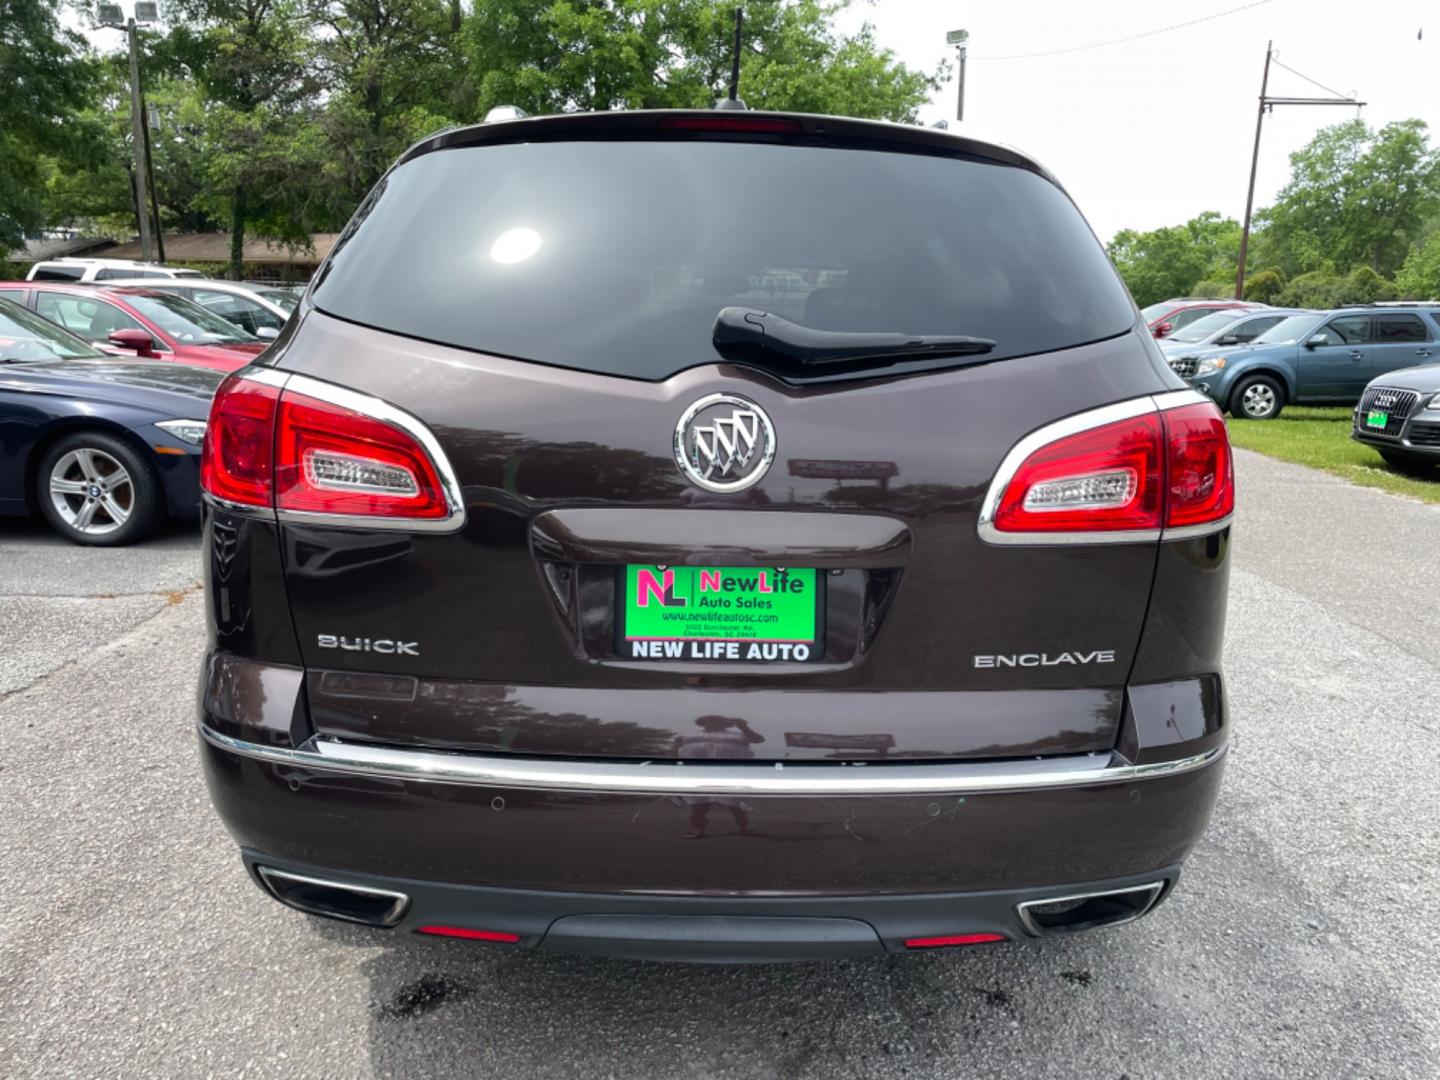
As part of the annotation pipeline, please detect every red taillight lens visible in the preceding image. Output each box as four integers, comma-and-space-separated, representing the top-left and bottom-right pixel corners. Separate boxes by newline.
993, 414, 1165, 533
989, 399, 1233, 538
275, 391, 449, 519
904, 932, 1007, 949
200, 373, 280, 506
1163, 403, 1234, 528
415, 925, 521, 943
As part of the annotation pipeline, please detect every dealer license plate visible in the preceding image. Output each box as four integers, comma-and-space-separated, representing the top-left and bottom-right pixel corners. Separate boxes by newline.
617, 565, 823, 662
1366, 410, 1389, 429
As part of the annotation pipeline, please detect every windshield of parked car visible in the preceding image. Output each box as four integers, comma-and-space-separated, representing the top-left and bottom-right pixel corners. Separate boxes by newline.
1140, 301, 1178, 323
122, 292, 260, 345
258, 289, 299, 313
0, 299, 106, 361
312, 139, 1136, 382
1169, 311, 1246, 343
1252, 313, 1325, 345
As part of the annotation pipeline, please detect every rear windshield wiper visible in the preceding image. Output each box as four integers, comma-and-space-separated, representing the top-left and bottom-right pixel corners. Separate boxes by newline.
712, 307, 996, 369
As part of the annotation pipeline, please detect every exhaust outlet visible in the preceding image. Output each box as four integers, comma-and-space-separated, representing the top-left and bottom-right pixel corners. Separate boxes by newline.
254, 866, 410, 927
1016, 881, 1166, 936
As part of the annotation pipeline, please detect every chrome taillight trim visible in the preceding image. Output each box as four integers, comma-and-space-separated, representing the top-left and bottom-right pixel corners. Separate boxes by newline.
977, 390, 1230, 547
200, 722, 1226, 796
205, 367, 467, 533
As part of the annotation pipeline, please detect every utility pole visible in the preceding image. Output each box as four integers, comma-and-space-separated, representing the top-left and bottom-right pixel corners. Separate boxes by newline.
1234, 42, 1363, 299
125, 18, 154, 263
947, 29, 970, 121
99, 4, 161, 262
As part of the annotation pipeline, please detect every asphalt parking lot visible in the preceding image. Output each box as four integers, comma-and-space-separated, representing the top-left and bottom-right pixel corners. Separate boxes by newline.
2, 448, 1437, 1079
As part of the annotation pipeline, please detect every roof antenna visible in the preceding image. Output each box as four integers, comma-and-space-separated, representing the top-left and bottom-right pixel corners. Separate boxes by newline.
716, 7, 748, 110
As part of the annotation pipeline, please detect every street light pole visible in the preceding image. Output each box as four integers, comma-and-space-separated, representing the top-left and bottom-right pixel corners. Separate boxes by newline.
956, 44, 967, 122
125, 17, 154, 263
946, 29, 969, 123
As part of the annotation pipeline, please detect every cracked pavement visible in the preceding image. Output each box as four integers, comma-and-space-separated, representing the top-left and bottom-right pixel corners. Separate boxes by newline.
0, 451, 1437, 1078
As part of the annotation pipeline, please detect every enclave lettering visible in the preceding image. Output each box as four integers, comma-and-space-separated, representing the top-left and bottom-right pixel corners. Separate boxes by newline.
973, 650, 1116, 668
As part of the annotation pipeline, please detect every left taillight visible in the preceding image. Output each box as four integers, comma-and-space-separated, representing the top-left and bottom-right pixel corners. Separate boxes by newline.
201, 372, 280, 507
201, 371, 461, 528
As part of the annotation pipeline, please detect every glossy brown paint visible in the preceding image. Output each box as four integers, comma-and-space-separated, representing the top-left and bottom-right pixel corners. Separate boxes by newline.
263, 310, 1187, 760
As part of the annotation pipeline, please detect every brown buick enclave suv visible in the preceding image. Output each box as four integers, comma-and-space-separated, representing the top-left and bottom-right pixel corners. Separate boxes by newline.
198, 109, 1234, 962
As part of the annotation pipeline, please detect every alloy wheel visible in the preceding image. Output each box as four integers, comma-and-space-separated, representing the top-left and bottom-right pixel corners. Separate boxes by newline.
47, 447, 134, 537
1241, 383, 1276, 418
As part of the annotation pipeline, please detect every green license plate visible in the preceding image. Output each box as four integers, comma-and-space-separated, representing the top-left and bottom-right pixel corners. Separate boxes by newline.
1366, 410, 1389, 429
618, 565, 823, 662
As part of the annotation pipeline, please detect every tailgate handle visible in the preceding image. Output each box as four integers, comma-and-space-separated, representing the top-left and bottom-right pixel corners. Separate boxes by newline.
530, 509, 911, 568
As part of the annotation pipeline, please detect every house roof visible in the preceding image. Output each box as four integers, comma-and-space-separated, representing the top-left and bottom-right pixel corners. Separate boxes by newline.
102, 232, 340, 265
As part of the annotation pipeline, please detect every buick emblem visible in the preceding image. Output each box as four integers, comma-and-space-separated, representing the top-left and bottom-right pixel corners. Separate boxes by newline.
674, 393, 776, 493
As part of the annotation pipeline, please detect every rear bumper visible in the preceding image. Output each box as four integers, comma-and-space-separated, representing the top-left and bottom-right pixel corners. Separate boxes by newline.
200, 716, 1225, 904
238, 849, 1182, 961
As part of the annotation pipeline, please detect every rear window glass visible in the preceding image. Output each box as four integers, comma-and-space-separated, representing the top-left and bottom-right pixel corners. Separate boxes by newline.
31, 265, 85, 281
313, 139, 1135, 381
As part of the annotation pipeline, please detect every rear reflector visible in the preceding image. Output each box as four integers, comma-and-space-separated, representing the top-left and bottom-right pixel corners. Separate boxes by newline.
983, 395, 1233, 542
904, 932, 1007, 949
415, 925, 521, 943
657, 116, 803, 134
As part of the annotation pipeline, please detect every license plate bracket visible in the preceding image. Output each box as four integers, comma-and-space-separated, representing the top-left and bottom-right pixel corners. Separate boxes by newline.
616, 565, 825, 662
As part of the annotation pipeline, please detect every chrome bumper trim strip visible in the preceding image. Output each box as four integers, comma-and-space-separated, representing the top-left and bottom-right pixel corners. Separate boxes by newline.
200, 724, 1226, 797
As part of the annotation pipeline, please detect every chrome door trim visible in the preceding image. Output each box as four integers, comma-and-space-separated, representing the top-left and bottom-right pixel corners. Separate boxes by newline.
200, 722, 1226, 797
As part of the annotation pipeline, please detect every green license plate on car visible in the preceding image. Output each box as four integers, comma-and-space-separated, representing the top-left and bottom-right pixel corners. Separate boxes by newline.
1366, 410, 1389, 429
618, 565, 823, 662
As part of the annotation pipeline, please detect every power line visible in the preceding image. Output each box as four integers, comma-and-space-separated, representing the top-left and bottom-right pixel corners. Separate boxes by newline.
973, 0, 1273, 61
1269, 57, 1350, 101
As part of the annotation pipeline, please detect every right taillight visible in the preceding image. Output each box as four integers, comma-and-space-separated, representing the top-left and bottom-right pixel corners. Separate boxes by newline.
1162, 402, 1234, 529
983, 395, 1233, 543
200, 371, 462, 529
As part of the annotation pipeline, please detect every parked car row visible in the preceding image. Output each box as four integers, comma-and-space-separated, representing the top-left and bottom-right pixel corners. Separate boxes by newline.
1156, 302, 1440, 421
0, 296, 217, 545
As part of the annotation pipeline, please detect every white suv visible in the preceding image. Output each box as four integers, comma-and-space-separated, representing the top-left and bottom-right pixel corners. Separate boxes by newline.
26, 258, 204, 283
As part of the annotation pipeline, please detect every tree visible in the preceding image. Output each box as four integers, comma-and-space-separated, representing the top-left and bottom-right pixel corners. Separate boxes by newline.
306, 0, 460, 193
163, 0, 327, 276
1243, 268, 1285, 304
462, 0, 940, 120
1396, 231, 1440, 300
0, 0, 98, 253
1106, 212, 1241, 306
1260, 119, 1440, 279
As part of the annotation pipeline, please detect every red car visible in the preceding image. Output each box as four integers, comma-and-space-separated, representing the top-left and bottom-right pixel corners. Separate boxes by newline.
0, 282, 267, 372
1140, 298, 1263, 340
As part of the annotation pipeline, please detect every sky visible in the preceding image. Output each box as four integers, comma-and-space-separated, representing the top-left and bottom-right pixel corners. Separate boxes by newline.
844, 0, 1437, 243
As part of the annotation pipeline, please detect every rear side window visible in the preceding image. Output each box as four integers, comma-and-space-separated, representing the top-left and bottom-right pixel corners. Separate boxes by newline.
1374, 313, 1427, 343
313, 139, 1135, 381
1313, 315, 1370, 345
30, 264, 85, 282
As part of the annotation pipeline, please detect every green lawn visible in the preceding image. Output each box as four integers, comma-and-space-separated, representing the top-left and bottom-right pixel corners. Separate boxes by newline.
1227, 406, 1440, 504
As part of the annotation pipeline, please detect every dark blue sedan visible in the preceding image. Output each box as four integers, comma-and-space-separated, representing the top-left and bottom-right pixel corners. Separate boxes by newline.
0, 297, 220, 545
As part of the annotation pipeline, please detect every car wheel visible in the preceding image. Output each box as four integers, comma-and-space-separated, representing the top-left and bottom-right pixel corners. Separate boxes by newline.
1231, 375, 1285, 420
1378, 449, 1437, 475
35, 431, 163, 546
